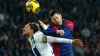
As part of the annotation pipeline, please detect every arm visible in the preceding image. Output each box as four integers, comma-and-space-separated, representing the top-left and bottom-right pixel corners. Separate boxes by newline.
43, 35, 83, 47
39, 20, 64, 36
41, 20, 74, 38
42, 30, 61, 37
39, 20, 55, 31
40, 22, 73, 39
42, 35, 72, 44
35, 32, 72, 44
34, 32, 83, 47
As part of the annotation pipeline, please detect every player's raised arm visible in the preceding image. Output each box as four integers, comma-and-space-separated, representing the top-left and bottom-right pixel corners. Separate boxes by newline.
39, 20, 64, 36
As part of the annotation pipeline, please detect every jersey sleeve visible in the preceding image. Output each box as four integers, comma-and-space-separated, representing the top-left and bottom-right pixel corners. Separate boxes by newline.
34, 31, 72, 44
42, 26, 61, 37
34, 31, 44, 43
46, 36, 72, 44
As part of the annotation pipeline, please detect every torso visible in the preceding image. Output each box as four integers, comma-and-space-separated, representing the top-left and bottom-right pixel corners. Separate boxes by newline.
28, 31, 54, 56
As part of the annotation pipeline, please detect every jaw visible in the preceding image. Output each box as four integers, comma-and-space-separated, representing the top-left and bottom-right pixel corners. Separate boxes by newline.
23, 33, 29, 37
24, 33, 31, 39
57, 22, 62, 26
23, 32, 29, 36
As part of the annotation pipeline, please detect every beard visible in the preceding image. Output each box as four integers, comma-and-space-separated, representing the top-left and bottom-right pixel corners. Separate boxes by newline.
22, 32, 29, 37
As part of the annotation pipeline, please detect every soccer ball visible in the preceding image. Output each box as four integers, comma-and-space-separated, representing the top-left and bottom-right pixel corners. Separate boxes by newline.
26, 0, 40, 14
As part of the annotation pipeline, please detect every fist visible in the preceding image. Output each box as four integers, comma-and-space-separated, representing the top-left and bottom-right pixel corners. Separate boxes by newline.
56, 30, 64, 36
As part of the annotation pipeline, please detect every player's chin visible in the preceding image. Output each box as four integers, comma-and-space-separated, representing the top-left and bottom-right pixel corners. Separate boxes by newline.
22, 32, 27, 36
57, 23, 62, 26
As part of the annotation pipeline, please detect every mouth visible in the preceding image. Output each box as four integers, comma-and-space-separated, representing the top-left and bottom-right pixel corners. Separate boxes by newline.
56, 22, 60, 24
23, 29, 25, 32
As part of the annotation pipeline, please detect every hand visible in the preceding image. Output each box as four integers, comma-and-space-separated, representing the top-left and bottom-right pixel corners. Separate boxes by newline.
72, 39, 84, 47
38, 20, 47, 30
39, 20, 45, 27
56, 30, 64, 36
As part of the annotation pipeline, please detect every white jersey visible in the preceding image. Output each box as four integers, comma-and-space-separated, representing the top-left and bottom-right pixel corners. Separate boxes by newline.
28, 31, 54, 56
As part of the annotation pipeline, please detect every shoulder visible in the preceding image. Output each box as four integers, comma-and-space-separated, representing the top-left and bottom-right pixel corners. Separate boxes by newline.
34, 31, 44, 37
33, 31, 44, 42
65, 20, 74, 31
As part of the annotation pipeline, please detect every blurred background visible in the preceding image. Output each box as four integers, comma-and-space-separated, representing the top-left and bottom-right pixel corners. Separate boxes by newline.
0, 0, 100, 56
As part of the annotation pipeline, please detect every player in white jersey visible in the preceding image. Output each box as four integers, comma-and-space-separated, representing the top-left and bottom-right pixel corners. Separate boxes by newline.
28, 31, 54, 56
22, 23, 83, 56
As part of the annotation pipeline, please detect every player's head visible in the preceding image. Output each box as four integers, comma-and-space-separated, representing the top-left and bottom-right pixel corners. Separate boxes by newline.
49, 9, 62, 25
23, 23, 39, 37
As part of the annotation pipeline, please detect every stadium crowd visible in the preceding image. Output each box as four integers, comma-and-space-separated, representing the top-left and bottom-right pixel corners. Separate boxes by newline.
0, 0, 100, 56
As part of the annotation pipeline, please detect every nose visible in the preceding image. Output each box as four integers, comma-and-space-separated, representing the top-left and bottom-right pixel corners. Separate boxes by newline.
55, 18, 59, 22
55, 18, 57, 21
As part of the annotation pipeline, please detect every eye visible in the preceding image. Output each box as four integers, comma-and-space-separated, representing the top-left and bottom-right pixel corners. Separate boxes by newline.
56, 16, 59, 19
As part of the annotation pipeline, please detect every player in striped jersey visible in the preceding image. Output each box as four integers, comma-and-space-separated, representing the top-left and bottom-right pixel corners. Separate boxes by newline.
22, 23, 83, 56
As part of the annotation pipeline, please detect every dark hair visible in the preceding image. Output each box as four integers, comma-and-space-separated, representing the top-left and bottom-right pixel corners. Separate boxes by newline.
28, 23, 39, 33
49, 9, 60, 18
